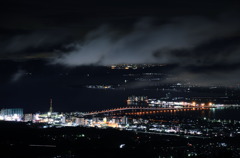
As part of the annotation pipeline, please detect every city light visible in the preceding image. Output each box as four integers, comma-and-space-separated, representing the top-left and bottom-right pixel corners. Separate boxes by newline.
192, 102, 196, 106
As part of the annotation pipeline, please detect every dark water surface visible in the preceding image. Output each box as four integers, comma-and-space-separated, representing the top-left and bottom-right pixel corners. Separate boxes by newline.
143, 106, 240, 121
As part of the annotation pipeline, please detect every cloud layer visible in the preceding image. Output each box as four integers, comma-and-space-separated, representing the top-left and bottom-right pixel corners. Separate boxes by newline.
11, 69, 26, 82
51, 15, 240, 86
53, 16, 240, 67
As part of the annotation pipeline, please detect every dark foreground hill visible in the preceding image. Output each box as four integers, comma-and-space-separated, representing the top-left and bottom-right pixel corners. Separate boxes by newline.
0, 121, 239, 158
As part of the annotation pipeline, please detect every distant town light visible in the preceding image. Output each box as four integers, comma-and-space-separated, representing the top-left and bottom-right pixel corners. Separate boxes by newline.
192, 102, 196, 106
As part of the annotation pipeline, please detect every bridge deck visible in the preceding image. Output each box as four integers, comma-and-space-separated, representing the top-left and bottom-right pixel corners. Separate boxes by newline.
83, 106, 215, 116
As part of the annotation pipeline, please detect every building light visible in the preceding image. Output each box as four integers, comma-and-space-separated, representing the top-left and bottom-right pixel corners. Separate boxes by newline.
192, 102, 196, 106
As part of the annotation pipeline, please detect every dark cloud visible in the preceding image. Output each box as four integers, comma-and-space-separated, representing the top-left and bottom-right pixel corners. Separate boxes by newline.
11, 69, 26, 82
0, 0, 240, 87
51, 13, 240, 86
53, 15, 240, 65
0, 30, 72, 53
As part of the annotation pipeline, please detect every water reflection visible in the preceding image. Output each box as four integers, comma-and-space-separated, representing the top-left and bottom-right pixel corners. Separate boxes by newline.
132, 106, 240, 121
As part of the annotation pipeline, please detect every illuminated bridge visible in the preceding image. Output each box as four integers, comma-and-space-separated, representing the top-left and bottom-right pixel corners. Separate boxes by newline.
83, 106, 215, 116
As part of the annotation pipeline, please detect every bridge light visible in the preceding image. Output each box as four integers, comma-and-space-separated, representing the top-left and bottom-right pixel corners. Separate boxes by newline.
192, 102, 196, 106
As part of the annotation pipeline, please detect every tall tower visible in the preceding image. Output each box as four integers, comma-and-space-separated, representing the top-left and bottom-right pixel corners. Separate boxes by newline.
49, 98, 53, 114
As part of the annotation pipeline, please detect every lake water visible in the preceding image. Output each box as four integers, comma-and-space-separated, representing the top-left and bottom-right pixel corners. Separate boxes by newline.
145, 106, 240, 121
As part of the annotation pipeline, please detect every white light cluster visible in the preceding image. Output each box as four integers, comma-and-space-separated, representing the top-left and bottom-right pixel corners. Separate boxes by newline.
0, 114, 22, 121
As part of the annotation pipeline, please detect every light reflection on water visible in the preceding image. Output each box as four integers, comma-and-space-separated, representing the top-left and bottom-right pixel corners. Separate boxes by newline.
142, 106, 240, 121
209, 106, 240, 120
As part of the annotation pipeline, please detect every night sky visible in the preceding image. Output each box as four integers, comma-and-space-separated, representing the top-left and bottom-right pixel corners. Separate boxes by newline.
0, 0, 240, 113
